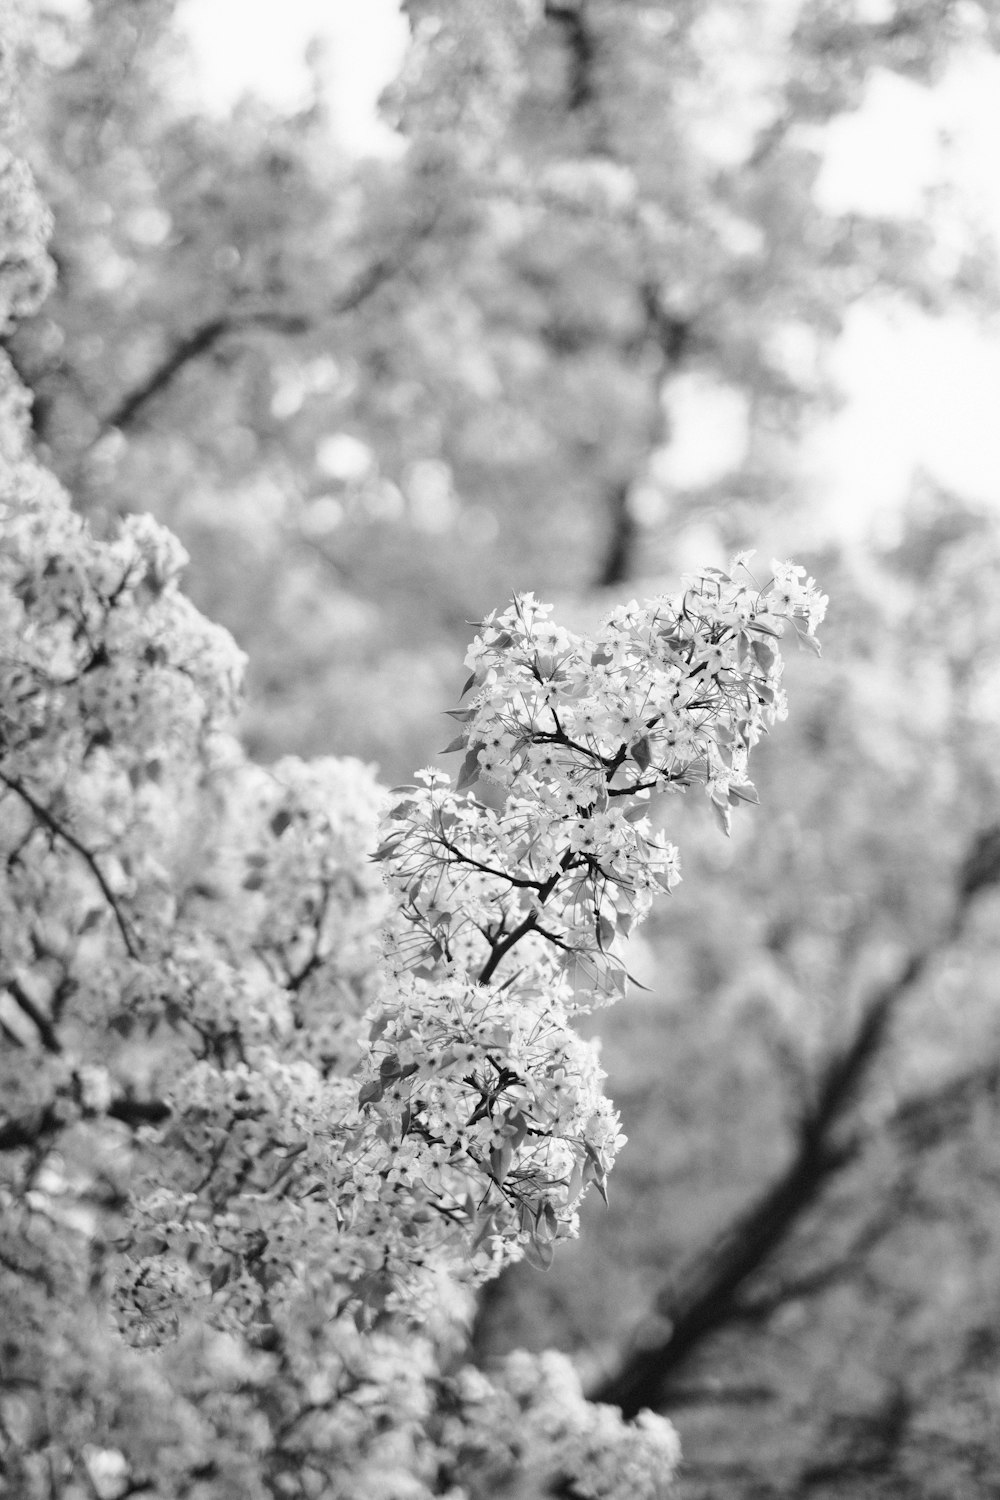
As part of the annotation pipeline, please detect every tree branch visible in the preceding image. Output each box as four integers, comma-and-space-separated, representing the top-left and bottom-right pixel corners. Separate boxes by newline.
0, 769, 139, 958
544, 1, 597, 111
0, 1093, 170, 1153
106, 1094, 171, 1128
6, 978, 61, 1054
0, 1103, 61, 1152
595, 286, 692, 589
588, 829, 999, 1416
89, 223, 439, 444
588, 951, 933, 1416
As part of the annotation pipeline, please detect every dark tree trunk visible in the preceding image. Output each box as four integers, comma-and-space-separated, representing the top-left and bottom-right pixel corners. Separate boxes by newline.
596, 480, 638, 588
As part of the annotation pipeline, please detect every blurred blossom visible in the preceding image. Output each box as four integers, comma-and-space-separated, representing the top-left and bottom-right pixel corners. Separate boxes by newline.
315, 431, 373, 482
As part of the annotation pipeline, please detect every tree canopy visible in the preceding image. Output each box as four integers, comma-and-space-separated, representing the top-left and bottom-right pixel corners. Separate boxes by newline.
5, 1, 1000, 1497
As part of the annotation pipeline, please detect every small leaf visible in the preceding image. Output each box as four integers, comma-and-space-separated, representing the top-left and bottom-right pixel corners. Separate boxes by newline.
523, 1236, 555, 1271
472, 1215, 499, 1253
358, 1078, 384, 1106
489, 1142, 513, 1185
607, 964, 629, 997
631, 736, 652, 772
441, 734, 468, 755
711, 800, 732, 838
456, 745, 483, 791
209, 1261, 232, 1294
460, 672, 477, 697
751, 639, 776, 672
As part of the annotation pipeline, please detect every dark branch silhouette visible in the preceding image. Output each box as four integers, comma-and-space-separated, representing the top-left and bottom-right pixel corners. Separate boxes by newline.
87, 217, 441, 446
596, 292, 691, 588
544, 0, 597, 111
99, 312, 293, 435
7, 978, 62, 1054
587, 831, 993, 1418
0, 1103, 62, 1152
0, 1091, 169, 1152
0, 769, 139, 958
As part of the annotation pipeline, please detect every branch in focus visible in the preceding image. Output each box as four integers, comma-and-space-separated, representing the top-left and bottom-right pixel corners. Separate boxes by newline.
0, 770, 139, 958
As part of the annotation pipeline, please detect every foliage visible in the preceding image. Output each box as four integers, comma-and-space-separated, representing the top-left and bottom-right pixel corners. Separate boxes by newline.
473, 509, 1000, 1496
0, 52, 830, 1495
12, 0, 998, 780
9, 2, 1000, 1496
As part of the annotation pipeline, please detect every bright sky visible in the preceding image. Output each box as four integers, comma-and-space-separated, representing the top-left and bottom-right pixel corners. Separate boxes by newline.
809, 53, 1000, 536
177, 3, 1000, 543
175, 0, 408, 154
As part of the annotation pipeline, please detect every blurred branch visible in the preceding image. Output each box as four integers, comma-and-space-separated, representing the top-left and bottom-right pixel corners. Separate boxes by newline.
0, 1103, 62, 1152
729, 1054, 1000, 1324
295, 532, 355, 585
6, 978, 62, 1054
589, 826, 996, 1418
728, 1170, 915, 1323
799, 1382, 911, 1487
888, 1058, 1000, 1149
544, 1, 597, 112
595, 285, 691, 588
595, 478, 638, 591
101, 312, 292, 435
88, 212, 442, 446
956, 824, 1000, 907
106, 1093, 171, 1128
0, 1092, 170, 1153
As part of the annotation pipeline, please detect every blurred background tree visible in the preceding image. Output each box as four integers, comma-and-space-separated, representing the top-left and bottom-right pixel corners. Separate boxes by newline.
8, 0, 1000, 1494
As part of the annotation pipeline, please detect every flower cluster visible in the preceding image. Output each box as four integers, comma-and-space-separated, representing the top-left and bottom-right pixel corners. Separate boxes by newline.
1, 406, 819, 1495
446, 1348, 681, 1499
360, 561, 825, 1285
0, 112, 824, 1498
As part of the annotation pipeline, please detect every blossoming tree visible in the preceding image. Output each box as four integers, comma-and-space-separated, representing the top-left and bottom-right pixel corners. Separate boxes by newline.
0, 67, 825, 1500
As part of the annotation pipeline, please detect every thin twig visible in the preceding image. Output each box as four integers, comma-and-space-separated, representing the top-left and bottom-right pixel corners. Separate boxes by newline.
0, 769, 139, 957
6, 978, 61, 1054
